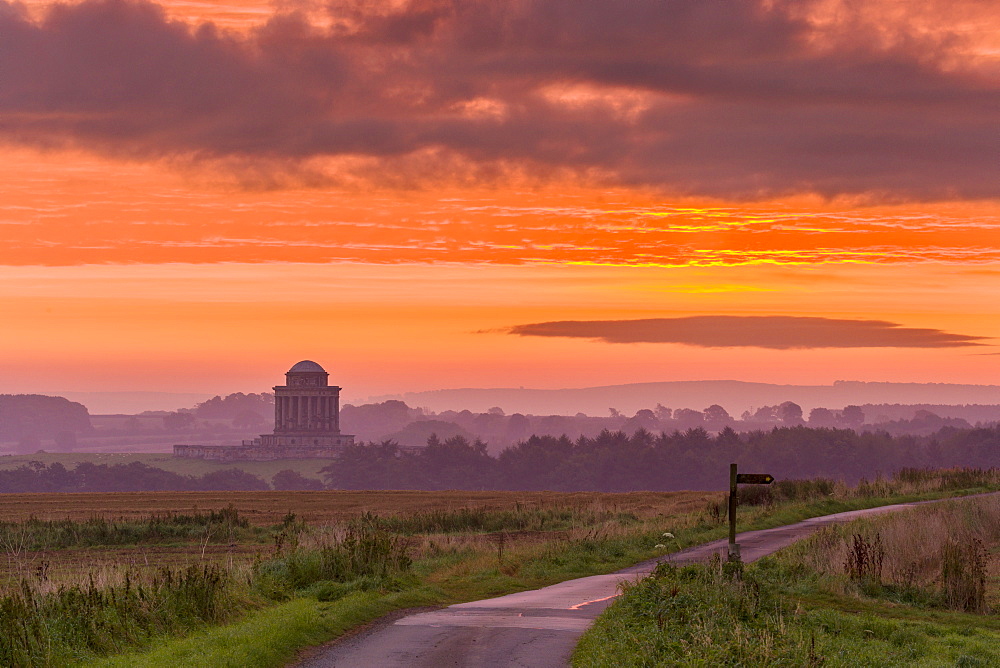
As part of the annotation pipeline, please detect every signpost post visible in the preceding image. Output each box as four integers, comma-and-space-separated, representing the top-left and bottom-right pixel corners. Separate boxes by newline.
728, 463, 738, 559
728, 463, 774, 560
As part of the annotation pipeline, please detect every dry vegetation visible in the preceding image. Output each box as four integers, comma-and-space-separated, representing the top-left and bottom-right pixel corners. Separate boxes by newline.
577, 474, 1000, 668
779, 493, 1000, 610
0, 490, 718, 598
0, 489, 717, 525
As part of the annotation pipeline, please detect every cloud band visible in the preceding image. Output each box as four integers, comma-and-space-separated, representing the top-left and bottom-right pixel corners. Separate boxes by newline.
505, 316, 988, 349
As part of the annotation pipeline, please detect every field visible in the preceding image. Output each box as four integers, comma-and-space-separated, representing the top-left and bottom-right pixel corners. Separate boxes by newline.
0, 488, 713, 524
0, 488, 728, 667
0, 489, 716, 589
2, 470, 998, 667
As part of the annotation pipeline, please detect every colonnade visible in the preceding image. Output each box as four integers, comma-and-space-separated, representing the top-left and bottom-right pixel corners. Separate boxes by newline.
274, 394, 339, 432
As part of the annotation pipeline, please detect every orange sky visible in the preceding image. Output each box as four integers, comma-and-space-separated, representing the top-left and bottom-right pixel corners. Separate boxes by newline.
1, 0, 998, 406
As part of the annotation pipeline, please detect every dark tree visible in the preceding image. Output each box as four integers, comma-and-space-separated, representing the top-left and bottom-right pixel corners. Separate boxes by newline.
840, 405, 865, 427
808, 407, 837, 427
779, 401, 804, 425
163, 411, 196, 431
704, 404, 732, 424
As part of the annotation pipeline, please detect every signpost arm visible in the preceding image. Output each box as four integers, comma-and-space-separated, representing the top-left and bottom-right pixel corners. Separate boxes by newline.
728, 462, 737, 558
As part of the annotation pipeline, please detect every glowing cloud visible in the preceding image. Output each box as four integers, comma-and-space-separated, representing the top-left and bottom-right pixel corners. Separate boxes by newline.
506, 316, 989, 349
0, 0, 997, 198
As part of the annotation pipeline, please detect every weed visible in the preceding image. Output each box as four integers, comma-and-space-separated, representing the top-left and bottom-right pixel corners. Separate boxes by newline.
942, 538, 988, 613
844, 533, 885, 585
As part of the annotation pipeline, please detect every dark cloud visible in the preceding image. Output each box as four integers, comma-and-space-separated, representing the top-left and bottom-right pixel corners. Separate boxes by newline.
506, 316, 988, 349
0, 0, 997, 197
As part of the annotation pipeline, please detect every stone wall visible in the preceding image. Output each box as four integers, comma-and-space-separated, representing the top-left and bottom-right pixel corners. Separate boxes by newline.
173, 443, 346, 461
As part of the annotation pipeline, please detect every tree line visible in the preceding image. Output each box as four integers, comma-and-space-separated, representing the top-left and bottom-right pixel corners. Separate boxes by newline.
0, 461, 276, 493
2, 424, 997, 493
324, 424, 1000, 491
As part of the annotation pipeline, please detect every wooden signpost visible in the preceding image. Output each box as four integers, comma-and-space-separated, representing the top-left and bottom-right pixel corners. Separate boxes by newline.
728, 463, 774, 560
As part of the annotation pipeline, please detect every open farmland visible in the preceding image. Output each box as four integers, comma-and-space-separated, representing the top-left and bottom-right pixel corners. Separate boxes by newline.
0, 488, 726, 666
2, 471, 998, 667
0, 489, 718, 525
0, 490, 719, 601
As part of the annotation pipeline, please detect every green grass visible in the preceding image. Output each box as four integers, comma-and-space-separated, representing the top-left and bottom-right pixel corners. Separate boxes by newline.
574, 558, 1000, 667
576, 490, 1000, 667
87, 589, 441, 668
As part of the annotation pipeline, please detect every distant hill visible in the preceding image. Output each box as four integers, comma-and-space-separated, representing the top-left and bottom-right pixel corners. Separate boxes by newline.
370, 381, 1000, 417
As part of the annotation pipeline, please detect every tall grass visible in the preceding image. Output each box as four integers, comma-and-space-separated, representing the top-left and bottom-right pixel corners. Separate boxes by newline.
777, 494, 1000, 612
708, 467, 1000, 516
257, 514, 412, 594
371, 505, 638, 535
0, 505, 259, 551
0, 513, 414, 667
578, 556, 1000, 668
0, 565, 236, 667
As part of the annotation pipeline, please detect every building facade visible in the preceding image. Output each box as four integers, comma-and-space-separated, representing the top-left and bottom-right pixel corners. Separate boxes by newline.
259, 360, 352, 448
174, 360, 354, 460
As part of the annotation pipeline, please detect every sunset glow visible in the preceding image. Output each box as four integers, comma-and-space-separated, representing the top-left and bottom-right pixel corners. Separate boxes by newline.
1, 0, 998, 405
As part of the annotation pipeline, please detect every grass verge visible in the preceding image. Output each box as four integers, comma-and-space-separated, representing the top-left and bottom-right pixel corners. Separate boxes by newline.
90, 589, 441, 668
575, 558, 1000, 667
577, 491, 1000, 667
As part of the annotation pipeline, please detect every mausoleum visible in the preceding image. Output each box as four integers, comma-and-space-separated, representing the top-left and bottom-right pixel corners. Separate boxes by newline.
174, 360, 355, 461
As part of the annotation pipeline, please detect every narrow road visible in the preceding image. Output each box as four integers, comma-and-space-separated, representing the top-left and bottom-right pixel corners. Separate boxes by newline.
296, 496, 986, 668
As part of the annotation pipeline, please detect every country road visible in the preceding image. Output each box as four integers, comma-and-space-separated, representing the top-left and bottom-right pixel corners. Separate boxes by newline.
295, 495, 991, 668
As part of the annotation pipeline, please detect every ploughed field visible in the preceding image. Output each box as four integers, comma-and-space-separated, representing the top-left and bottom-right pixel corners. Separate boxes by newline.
0, 489, 714, 524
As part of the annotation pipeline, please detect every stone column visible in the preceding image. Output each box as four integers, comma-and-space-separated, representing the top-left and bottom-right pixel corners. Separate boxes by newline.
275, 396, 283, 430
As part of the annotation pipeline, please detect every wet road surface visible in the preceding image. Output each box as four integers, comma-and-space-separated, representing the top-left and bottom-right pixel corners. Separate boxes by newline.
295, 495, 991, 668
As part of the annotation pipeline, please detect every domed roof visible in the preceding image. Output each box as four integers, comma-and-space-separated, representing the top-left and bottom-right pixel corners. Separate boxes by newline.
288, 360, 326, 373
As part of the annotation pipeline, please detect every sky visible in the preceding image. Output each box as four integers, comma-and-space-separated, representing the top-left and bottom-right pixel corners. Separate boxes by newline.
1, 0, 998, 405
